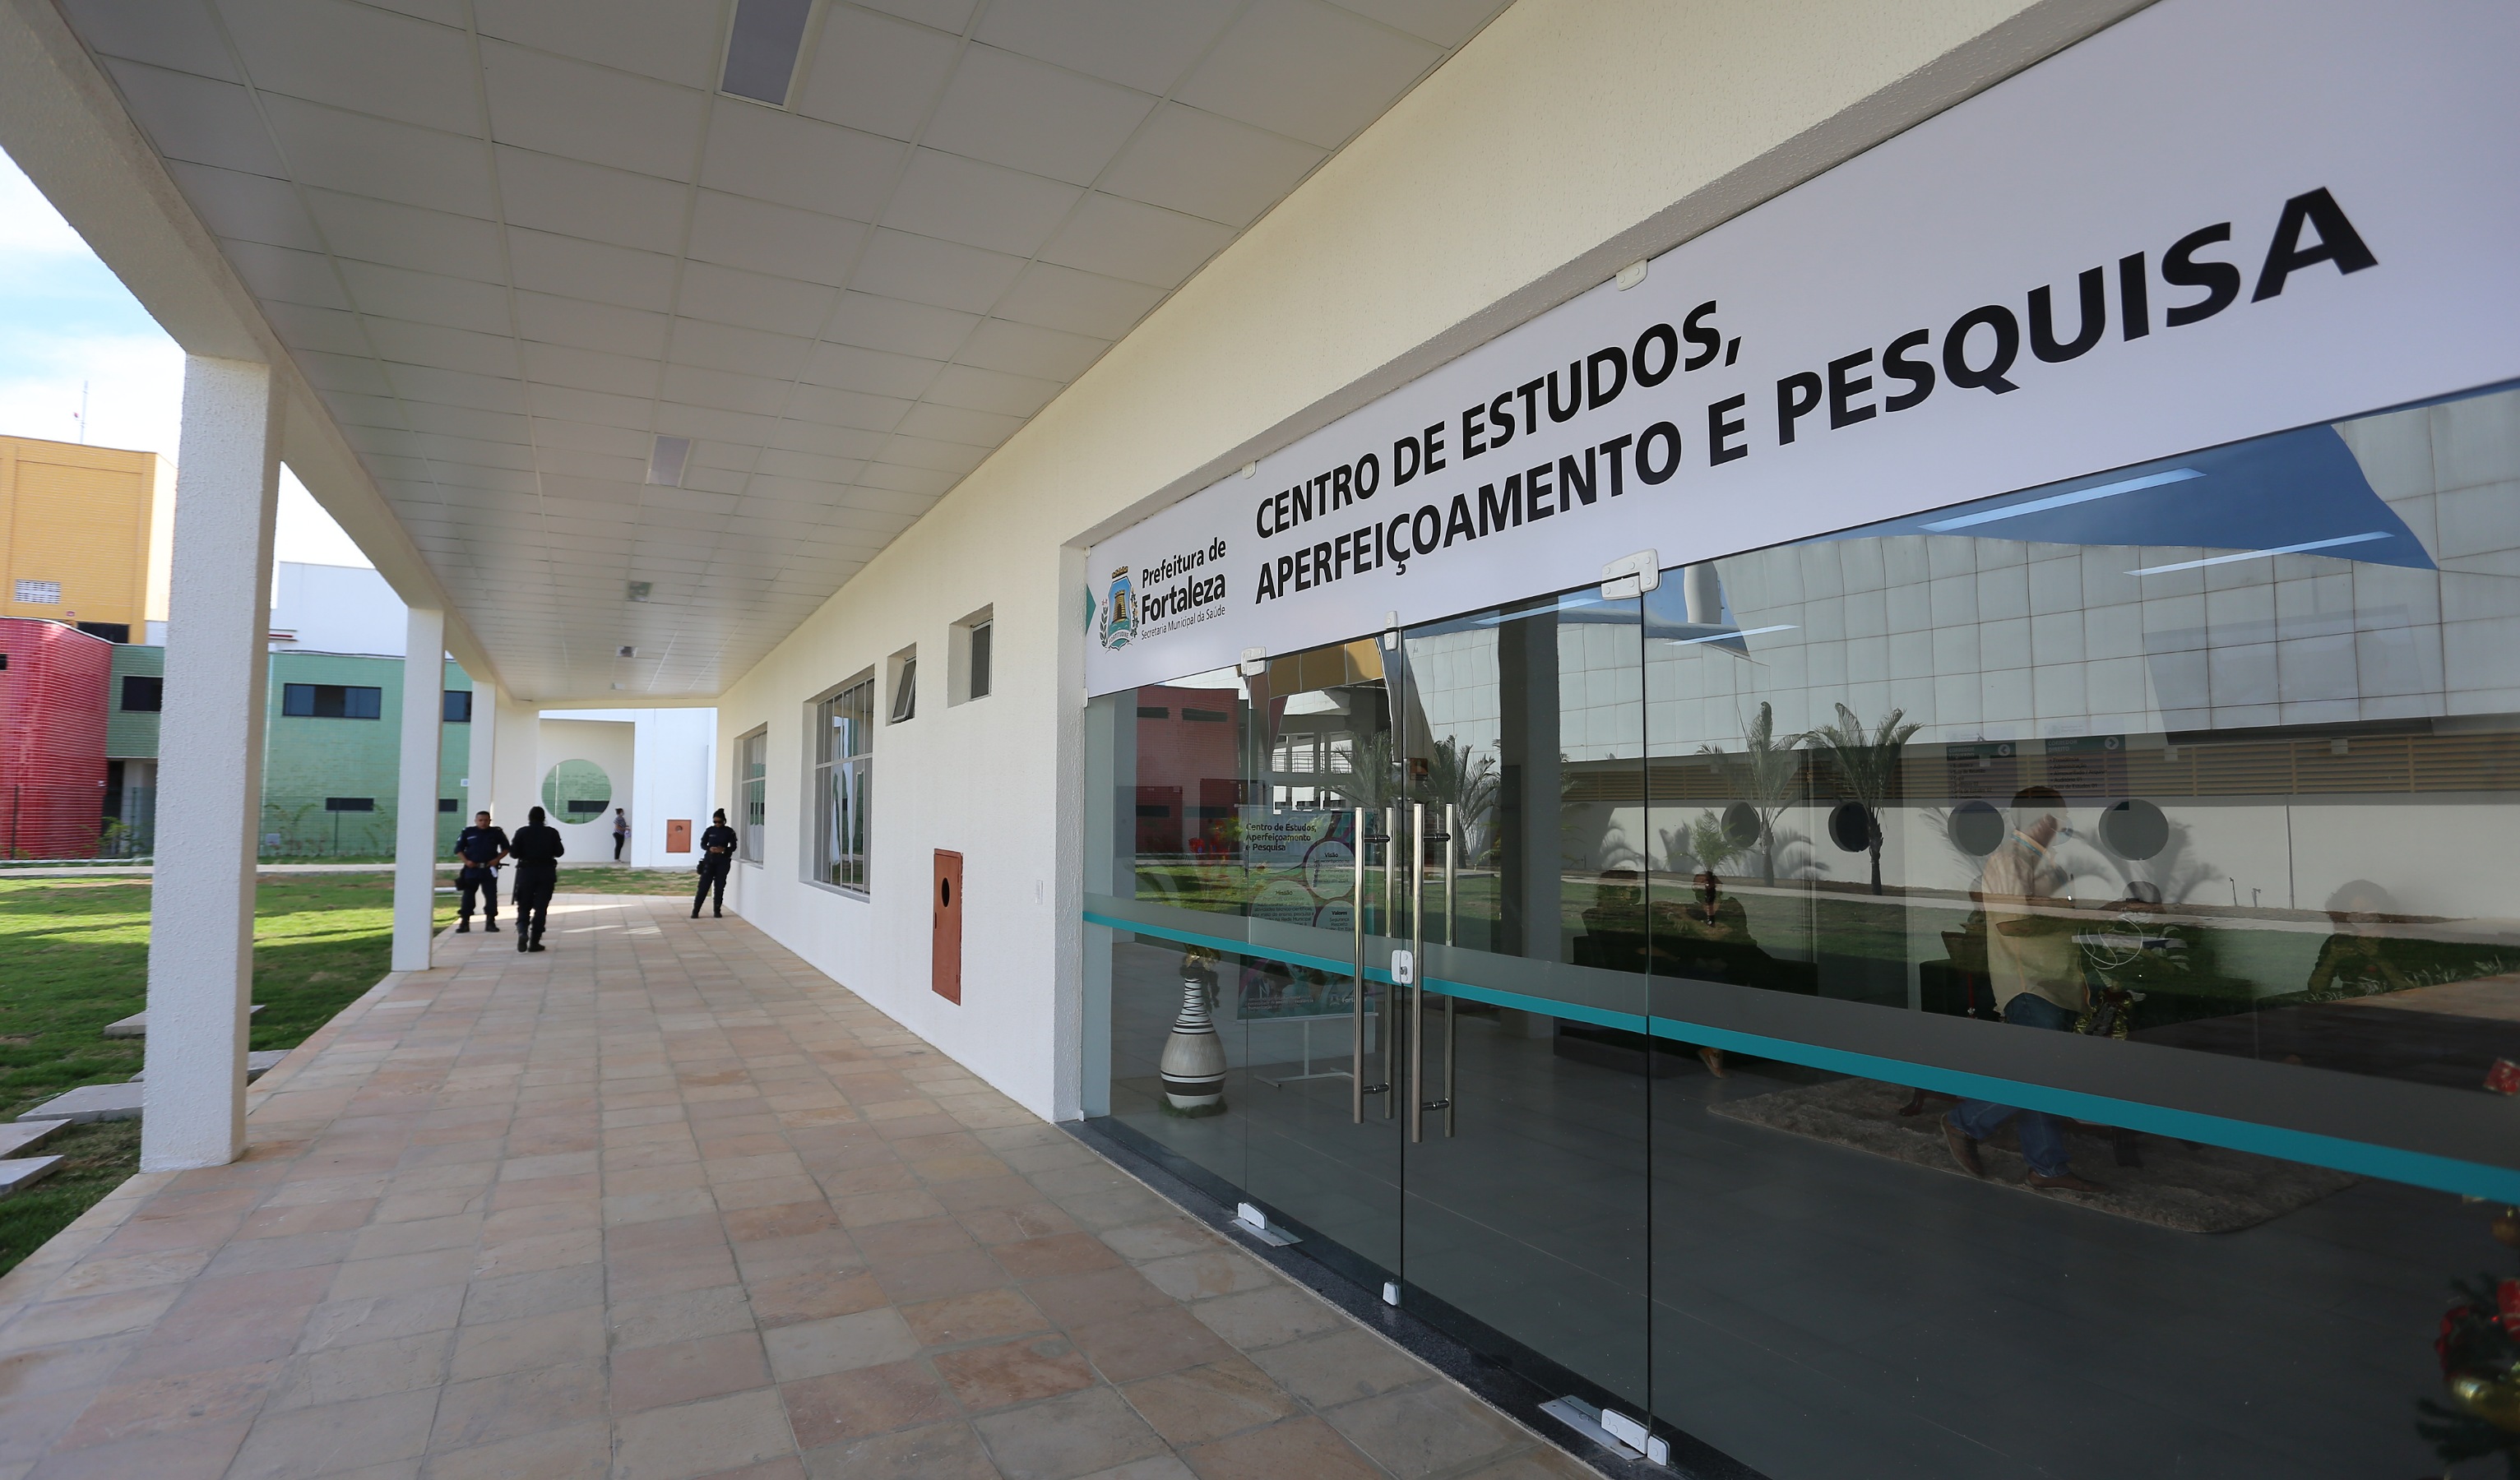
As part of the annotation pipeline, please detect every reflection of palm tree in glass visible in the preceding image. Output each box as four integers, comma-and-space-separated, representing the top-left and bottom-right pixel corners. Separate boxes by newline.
1801, 702, 1920, 895
1699, 701, 1803, 886
1323, 732, 1406, 812
1416, 736, 1498, 866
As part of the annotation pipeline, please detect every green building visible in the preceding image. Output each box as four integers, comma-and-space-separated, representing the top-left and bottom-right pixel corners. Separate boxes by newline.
105, 645, 473, 858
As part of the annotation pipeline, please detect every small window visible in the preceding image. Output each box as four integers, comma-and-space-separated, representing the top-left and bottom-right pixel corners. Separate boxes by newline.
76, 622, 129, 643
13, 579, 60, 604
284, 683, 382, 719
443, 690, 473, 723
438, 798, 458, 812
815, 679, 874, 892
968, 622, 991, 699
739, 728, 767, 864
121, 675, 163, 712
890, 657, 917, 723
323, 797, 375, 812
1183, 708, 1230, 723
1137, 706, 1170, 719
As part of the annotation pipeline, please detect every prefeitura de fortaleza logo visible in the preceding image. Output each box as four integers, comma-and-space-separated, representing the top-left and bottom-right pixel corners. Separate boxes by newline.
1100, 565, 1134, 649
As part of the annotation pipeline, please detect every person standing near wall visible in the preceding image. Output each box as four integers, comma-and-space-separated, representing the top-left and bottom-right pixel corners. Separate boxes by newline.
451, 810, 509, 933
693, 807, 737, 919
508, 804, 565, 952
611, 806, 629, 862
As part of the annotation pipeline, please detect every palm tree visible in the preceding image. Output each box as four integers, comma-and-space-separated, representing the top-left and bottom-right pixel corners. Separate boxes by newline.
1698, 701, 1803, 886
1800, 703, 1920, 895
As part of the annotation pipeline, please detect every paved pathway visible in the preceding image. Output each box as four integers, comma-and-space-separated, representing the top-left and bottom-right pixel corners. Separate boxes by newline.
0, 895, 1586, 1480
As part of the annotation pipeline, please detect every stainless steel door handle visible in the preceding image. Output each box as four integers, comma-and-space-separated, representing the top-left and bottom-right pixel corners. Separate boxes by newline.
1408, 802, 1425, 1144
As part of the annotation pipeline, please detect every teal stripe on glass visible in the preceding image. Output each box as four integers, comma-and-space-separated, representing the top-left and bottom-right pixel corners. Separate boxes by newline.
1084, 909, 2520, 1205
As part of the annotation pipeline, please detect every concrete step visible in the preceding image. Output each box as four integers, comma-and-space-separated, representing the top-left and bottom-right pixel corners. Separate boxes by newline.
0, 1156, 63, 1198
0, 1118, 70, 1158
16, 1083, 142, 1123
102, 1005, 262, 1038
130, 1051, 287, 1084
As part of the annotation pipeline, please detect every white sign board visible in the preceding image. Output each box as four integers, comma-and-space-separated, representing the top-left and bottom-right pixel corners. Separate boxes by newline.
1086, 0, 2520, 695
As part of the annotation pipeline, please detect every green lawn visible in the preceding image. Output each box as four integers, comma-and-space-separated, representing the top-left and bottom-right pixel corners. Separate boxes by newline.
0, 874, 453, 1274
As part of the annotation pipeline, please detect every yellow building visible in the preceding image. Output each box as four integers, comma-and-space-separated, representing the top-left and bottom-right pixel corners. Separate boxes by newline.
0, 434, 172, 642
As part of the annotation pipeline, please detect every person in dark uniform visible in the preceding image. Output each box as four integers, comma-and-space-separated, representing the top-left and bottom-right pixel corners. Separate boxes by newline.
693, 808, 738, 918
611, 807, 629, 862
507, 805, 566, 952
450, 810, 510, 933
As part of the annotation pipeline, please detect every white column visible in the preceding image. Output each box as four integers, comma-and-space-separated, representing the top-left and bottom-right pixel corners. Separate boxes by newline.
392, 608, 447, 969
492, 689, 540, 832
466, 680, 497, 826
142, 356, 280, 1172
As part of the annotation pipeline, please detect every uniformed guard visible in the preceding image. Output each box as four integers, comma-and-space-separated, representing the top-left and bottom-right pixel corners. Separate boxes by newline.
693, 807, 738, 918
451, 810, 510, 933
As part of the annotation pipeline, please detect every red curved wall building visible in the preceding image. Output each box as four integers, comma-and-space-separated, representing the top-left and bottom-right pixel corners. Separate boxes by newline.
0, 618, 110, 858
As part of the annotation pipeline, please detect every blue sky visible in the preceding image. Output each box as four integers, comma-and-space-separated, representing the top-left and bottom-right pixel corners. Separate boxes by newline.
1, 150, 368, 567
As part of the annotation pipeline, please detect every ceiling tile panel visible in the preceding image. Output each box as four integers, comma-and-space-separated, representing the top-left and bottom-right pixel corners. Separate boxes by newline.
168, 163, 324, 250
920, 46, 1156, 187
790, 7, 961, 142
225, 240, 352, 309
59, 0, 242, 81
1039, 192, 1235, 287
337, 261, 513, 335
1327, 0, 1507, 49
305, 188, 507, 280
850, 0, 978, 34
522, 343, 658, 399
496, 148, 691, 256
955, 318, 1109, 382
994, 261, 1165, 339
660, 365, 792, 415
895, 402, 1023, 447
322, 391, 408, 428
259, 97, 497, 217
878, 434, 988, 475
219, 0, 479, 132
291, 348, 394, 395
367, 318, 526, 379
880, 149, 1081, 257
388, 364, 530, 414
674, 263, 839, 335
1098, 104, 1325, 227
524, 385, 655, 430
974, 0, 1237, 93
471, 0, 724, 89
685, 192, 868, 287
669, 319, 816, 380
654, 406, 781, 444
262, 300, 370, 356
923, 363, 1060, 418
480, 41, 707, 181
506, 229, 679, 312
104, 61, 287, 175
1177, 0, 1441, 150
784, 388, 912, 437
514, 292, 671, 357
700, 102, 903, 221
826, 293, 978, 361
848, 229, 1023, 312
404, 403, 529, 444
799, 343, 943, 401
754, 448, 869, 483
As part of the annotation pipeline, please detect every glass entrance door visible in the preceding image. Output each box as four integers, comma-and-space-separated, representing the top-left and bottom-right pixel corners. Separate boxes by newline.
1383, 589, 1656, 1415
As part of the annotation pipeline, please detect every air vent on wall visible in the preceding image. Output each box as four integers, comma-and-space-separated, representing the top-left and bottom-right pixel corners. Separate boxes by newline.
627, 581, 652, 603
646, 434, 692, 488
721, 0, 813, 106
618, 645, 638, 659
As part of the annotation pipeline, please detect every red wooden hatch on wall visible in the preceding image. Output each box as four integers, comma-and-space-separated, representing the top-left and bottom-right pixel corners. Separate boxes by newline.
933, 849, 962, 1004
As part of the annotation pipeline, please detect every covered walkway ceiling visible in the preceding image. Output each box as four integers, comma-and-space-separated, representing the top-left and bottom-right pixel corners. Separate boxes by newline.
46, 0, 1505, 699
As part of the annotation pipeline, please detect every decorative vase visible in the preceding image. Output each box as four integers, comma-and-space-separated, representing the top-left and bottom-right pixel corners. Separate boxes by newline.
1160, 955, 1226, 1115
2451, 1369, 2520, 1433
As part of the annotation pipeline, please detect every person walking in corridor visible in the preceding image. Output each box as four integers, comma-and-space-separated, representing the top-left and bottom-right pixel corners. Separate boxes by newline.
611, 806, 629, 862
508, 805, 565, 952
693, 807, 738, 918
450, 810, 509, 933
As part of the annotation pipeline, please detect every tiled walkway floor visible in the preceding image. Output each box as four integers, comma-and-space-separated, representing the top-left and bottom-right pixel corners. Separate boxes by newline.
0, 896, 1589, 1480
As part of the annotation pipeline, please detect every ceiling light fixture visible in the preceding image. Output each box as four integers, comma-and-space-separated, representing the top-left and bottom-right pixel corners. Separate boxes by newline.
618, 645, 638, 659
627, 581, 652, 603
646, 435, 692, 488
720, 0, 813, 106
